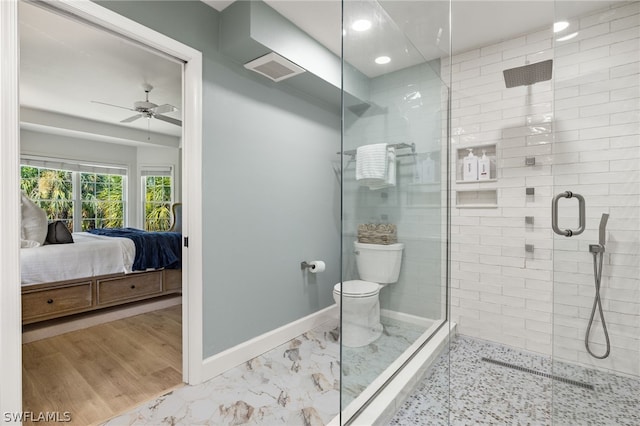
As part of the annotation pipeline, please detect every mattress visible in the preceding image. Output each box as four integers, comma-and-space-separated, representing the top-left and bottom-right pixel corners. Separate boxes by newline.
21, 232, 135, 285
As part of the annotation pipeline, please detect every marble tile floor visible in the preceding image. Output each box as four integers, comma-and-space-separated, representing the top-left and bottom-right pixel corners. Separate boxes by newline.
103, 315, 425, 425
342, 317, 427, 407
390, 335, 640, 426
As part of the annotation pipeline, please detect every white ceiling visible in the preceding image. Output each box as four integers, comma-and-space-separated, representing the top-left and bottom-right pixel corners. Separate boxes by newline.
20, 0, 620, 139
207, 0, 619, 77
19, 1, 183, 139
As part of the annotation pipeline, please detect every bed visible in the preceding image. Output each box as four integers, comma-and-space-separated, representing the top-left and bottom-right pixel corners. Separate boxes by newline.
21, 229, 182, 325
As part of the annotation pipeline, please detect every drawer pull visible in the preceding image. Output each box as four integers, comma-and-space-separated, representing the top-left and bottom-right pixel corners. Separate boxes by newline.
47, 299, 54, 304
130, 285, 136, 289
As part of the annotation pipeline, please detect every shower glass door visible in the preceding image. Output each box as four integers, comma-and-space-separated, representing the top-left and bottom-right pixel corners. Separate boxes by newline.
552, 1, 640, 422
340, 0, 451, 421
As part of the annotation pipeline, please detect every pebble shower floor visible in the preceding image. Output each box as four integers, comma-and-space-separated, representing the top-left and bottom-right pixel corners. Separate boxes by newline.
390, 335, 640, 425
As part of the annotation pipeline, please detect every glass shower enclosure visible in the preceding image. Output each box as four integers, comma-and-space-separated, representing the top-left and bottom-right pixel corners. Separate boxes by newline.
339, 0, 638, 423
552, 2, 640, 423
339, 0, 451, 421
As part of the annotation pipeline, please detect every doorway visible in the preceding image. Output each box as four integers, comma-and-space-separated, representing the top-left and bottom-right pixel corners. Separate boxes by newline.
0, 0, 203, 420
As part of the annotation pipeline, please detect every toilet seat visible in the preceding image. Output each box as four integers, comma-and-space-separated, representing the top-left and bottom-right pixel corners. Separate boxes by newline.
333, 280, 380, 298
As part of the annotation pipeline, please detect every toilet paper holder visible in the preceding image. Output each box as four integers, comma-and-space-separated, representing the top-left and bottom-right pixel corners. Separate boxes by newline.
301, 260, 325, 272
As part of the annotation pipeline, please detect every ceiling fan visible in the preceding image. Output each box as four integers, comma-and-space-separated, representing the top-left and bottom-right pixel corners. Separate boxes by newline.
92, 83, 182, 127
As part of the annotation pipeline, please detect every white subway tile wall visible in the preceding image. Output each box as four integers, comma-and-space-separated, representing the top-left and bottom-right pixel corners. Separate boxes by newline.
443, 2, 639, 376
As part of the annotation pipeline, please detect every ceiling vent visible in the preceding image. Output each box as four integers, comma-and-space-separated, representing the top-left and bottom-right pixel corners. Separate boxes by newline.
244, 52, 305, 82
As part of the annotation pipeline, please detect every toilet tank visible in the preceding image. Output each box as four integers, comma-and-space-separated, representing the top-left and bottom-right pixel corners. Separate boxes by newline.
354, 242, 404, 284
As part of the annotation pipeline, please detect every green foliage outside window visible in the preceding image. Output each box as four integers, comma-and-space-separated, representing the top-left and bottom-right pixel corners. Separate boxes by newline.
21, 165, 173, 232
21, 166, 74, 231
81, 173, 124, 230
144, 176, 172, 231
20, 165, 124, 231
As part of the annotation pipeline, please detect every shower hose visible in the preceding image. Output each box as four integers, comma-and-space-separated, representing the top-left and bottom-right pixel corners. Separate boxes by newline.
584, 247, 611, 359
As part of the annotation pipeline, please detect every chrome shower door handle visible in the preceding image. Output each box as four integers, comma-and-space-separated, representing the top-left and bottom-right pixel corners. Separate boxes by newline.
551, 191, 586, 237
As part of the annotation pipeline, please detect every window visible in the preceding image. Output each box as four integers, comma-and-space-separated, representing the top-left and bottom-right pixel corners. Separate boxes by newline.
20, 158, 127, 231
141, 166, 173, 231
81, 173, 125, 230
20, 166, 74, 230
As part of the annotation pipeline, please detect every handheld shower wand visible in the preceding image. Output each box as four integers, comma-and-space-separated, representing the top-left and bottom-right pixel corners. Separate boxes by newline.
585, 213, 610, 359
598, 213, 609, 246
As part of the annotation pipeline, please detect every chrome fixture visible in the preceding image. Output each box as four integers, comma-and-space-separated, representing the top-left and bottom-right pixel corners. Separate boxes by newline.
585, 213, 611, 359
503, 59, 553, 88
300, 261, 325, 272
551, 191, 585, 237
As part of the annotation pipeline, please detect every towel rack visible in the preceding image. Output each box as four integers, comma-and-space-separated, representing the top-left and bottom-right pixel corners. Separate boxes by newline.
337, 142, 416, 159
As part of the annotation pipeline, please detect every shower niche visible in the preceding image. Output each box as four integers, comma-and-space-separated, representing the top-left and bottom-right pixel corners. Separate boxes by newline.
455, 143, 498, 208
455, 143, 497, 183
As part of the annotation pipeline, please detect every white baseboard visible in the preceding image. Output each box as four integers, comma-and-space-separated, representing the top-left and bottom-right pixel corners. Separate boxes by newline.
22, 295, 182, 343
201, 304, 338, 382
380, 309, 436, 328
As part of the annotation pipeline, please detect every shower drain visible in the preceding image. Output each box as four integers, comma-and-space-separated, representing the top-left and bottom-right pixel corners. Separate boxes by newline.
481, 357, 594, 390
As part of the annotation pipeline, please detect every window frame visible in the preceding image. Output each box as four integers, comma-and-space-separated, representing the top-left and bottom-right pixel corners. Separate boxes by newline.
140, 164, 174, 231
20, 155, 128, 231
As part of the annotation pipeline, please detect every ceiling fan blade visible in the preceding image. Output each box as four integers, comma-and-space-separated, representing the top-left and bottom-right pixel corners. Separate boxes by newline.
91, 100, 136, 111
121, 114, 143, 123
153, 114, 182, 127
152, 104, 178, 115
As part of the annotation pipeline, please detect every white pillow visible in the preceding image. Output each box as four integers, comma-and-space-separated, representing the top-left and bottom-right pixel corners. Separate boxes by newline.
21, 239, 40, 249
21, 192, 47, 247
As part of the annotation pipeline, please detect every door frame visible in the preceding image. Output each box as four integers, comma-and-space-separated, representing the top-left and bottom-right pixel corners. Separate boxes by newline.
0, 0, 204, 416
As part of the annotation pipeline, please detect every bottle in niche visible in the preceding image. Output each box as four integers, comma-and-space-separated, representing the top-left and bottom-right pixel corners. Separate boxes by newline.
422, 153, 435, 183
463, 148, 478, 181
478, 150, 491, 180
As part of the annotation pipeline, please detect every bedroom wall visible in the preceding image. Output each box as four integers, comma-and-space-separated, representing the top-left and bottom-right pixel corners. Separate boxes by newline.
21, 129, 180, 229
21, 129, 137, 224
97, 0, 342, 358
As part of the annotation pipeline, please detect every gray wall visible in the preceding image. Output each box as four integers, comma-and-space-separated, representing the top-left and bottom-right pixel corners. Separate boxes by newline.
97, 1, 341, 357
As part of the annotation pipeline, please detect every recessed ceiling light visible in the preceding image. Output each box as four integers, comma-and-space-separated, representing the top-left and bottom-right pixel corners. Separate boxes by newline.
557, 32, 578, 42
553, 21, 569, 32
375, 56, 391, 65
352, 19, 372, 32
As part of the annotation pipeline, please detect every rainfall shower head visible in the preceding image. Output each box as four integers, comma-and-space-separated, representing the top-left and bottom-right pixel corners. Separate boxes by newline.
503, 59, 553, 88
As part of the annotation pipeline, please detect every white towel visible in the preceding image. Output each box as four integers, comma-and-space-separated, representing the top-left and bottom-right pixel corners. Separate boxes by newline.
356, 143, 388, 183
369, 147, 396, 190
356, 144, 396, 190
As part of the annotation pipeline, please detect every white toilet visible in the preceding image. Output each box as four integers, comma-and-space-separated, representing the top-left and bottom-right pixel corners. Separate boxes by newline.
333, 241, 404, 347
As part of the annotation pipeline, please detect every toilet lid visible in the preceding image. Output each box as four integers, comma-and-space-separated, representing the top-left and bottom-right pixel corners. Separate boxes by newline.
333, 280, 380, 297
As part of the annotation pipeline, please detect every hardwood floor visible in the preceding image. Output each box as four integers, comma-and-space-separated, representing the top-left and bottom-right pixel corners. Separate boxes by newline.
22, 305, 182, 425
